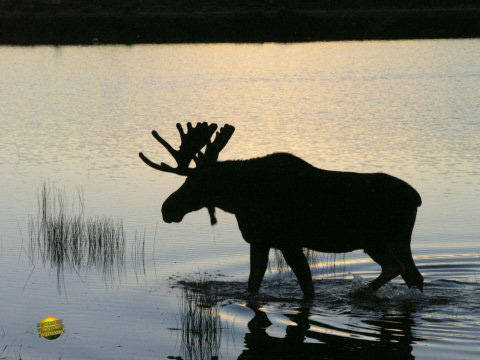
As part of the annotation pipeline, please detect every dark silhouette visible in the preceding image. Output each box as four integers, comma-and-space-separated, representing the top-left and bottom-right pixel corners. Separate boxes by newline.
2, 0, 480, 44
139, 122, 424, 298
238, 302, 419, 359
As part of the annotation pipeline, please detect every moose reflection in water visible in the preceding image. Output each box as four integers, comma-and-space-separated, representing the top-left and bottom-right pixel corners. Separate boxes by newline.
173, 279, 419, 360
238, 302, 418, 360
139, 123, 424, 299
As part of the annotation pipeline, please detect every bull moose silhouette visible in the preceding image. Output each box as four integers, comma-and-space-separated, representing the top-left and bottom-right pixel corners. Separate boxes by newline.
139, 122, 424, 298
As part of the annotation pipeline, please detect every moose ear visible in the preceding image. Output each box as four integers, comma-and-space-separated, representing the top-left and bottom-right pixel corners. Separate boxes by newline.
207, 206, 217, 226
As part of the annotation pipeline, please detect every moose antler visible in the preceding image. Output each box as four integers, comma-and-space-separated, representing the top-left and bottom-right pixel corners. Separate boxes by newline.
139, 122, 218, 176
194, 124, 235, 226
195, 124, 235, 165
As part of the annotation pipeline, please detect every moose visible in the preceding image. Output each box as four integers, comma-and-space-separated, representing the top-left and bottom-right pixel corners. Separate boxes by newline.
139, 122, 424, 298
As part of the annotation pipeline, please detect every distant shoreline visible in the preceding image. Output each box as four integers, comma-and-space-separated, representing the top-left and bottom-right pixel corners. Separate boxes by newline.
1, 7, 480, 45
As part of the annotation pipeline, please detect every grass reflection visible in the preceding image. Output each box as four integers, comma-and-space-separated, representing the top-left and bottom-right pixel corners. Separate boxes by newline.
175, 276, 223, 360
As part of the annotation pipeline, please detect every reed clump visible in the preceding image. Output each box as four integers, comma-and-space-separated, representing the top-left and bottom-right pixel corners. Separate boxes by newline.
131, 230, 147, 282
28, 183, 125, 283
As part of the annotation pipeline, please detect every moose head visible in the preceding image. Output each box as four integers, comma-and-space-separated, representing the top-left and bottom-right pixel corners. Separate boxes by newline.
139, 122, 235, 226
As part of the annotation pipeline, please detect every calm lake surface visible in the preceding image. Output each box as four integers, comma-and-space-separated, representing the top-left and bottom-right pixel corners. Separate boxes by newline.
0, 40, 479, 359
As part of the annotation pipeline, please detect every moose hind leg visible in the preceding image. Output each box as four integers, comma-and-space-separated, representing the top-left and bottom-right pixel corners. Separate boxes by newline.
394, 210, 424, 292
395, 242, 424, 292
365, 247, 402, 291
281, 248, 314, 298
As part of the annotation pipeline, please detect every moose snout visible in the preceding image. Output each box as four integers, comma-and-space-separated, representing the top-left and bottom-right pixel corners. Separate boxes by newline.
161, 201, 184, 223
162, 209, 183, 223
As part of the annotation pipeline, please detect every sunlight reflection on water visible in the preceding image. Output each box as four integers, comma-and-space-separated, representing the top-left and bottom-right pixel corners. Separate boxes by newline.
0, 39, 479, 359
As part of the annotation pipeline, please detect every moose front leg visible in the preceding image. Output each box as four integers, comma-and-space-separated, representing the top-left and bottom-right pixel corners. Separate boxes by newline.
281, 248, 315, 299
248, 244, 270, 295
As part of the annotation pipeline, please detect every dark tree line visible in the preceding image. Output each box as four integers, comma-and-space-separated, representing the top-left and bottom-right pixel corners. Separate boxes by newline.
2, 0, 480, 13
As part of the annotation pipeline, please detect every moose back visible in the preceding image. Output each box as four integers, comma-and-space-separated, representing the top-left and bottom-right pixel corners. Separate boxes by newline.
139, 123, 424, 298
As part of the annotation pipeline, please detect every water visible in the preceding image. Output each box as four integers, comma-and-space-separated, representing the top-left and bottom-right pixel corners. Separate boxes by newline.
0, 39, 479, 359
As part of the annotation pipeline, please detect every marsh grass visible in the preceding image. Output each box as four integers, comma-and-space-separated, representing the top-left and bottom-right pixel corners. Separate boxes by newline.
177, 276, 223, 360
86, 217, 126, 281
131, 230, 147, 282
28, 183, 125, 288
271, 248, 346, 277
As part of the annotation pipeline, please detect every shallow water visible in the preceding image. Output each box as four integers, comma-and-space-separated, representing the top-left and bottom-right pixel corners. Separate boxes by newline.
0, 40, 479, 359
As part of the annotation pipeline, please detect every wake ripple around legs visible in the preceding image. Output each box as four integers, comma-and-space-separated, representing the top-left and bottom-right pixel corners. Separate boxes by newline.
171, 252, 480, 360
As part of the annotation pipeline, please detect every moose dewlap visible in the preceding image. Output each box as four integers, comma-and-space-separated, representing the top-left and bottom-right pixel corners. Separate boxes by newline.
139, 122, 424, 298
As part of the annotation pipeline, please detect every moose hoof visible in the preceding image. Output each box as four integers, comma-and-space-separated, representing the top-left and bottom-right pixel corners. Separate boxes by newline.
350, 286, 376, 299
303, 291, 315, 301
247, 292, 261, 304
